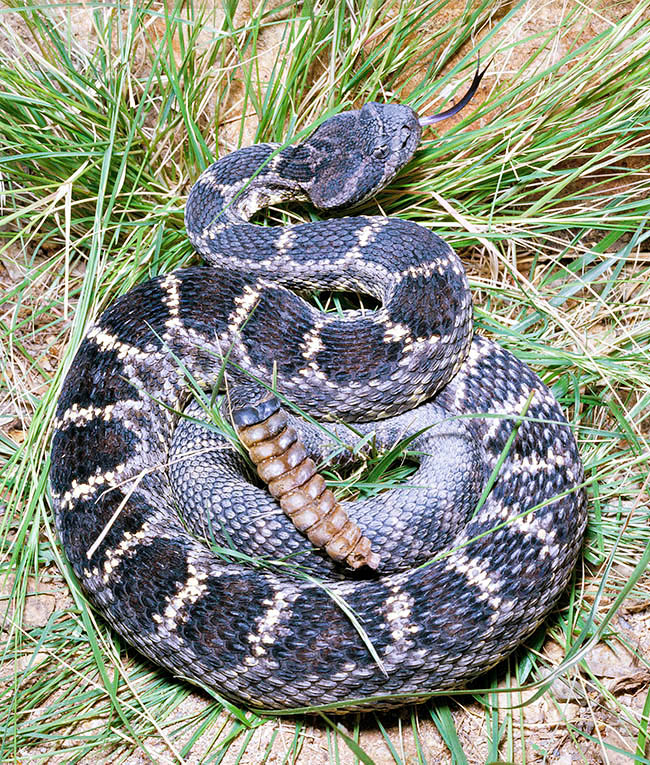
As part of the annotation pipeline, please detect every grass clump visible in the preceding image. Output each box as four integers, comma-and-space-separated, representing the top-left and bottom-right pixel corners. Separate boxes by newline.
1, 0, 650, 762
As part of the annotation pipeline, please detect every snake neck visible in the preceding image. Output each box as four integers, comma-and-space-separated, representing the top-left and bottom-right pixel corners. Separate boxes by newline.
184, 141, 405, 299
185, 143, 313, 259
184, 139, 475, 359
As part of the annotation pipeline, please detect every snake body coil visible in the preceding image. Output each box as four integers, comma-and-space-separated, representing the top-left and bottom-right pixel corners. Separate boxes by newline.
50, 98, 586, 710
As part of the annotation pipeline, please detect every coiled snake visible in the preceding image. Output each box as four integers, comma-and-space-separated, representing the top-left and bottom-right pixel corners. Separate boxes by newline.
50, 72, 586, 711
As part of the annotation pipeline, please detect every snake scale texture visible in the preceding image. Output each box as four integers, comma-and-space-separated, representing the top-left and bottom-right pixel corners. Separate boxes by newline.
50, 96, 587, 711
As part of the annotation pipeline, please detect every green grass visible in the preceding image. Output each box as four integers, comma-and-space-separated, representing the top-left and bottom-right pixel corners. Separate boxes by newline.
2, 0, 650, 761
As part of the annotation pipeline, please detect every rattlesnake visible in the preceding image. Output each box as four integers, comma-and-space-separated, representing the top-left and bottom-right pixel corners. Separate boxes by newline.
50, 72, 586, 710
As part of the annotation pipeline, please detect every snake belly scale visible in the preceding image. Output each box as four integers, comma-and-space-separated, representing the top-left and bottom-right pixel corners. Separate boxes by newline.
50, 99, 587, 711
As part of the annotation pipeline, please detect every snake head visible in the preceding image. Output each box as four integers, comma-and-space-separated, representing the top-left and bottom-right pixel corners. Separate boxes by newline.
286, 60, 487, 210
292, 102, 422, 210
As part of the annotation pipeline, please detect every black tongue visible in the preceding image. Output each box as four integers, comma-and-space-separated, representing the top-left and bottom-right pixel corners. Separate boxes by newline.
419, 57, 489, 127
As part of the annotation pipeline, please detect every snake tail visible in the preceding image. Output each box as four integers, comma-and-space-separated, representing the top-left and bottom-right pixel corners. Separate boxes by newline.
235, 397, 379, 569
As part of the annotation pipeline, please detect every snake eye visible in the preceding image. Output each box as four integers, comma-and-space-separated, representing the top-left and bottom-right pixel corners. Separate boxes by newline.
400, 125, 412, 147
372, 144, 389, 159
